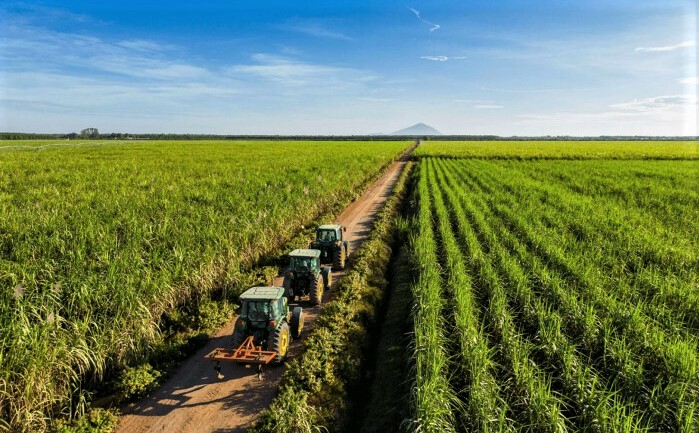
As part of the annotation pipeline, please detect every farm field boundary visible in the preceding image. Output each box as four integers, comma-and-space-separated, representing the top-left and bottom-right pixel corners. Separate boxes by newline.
414, 140, 698, 160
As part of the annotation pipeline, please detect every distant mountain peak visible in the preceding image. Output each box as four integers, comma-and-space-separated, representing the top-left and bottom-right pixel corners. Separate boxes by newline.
391, 123, 442, 135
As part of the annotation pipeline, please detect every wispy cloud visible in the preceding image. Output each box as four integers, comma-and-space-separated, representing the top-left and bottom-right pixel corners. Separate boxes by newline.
407, 7, 440, 32
610, 94, 697, 111
516, 94, 697, 135
116, 39, 173, 52
453, 99, 493, 104
677, 76, 699, 85
481, 87, 594, 93
635, 40, 696, 52
0, 22, 209, 80
229, 54, 374, 89
280, 20, 353, 41
474, 104, 503, 109
420, 55, 466, 62
356, 97, 393, 102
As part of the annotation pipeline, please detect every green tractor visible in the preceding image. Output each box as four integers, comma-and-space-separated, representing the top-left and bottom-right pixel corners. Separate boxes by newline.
228, 287, 304, 364
282, 249, 331, 305
309, 224, 350, 270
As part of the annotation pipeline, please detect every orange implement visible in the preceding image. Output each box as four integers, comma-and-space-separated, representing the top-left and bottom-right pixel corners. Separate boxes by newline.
204, 336, 277, 365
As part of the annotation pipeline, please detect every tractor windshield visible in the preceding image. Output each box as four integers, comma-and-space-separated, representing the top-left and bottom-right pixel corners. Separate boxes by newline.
292, 257, 312, 270
246, 301, 271, 321
318, 229, 336, 242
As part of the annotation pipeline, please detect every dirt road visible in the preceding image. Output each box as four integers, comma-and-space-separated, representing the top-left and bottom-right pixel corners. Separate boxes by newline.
117, 144, 415, 433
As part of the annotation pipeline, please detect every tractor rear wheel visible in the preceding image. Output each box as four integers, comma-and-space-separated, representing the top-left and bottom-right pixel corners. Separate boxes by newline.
333, 245, 346, 270
282, 276, 293, 299
269, 322, 290, 364
309, 274, 324, 305
290, 307, 304, 338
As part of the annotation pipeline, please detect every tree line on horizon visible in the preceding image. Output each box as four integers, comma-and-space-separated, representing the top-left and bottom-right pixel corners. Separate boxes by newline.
0, 129, 695, 141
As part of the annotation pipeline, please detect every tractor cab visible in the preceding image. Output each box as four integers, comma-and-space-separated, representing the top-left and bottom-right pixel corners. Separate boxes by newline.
236, 287, 288, 343
310, 224, 350, 270
289, 254, 316, 273
315, 224, 344, 246
283, 249, 330, 305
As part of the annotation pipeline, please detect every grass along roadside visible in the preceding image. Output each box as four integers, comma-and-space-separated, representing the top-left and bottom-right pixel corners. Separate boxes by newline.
251, 161, 414, 433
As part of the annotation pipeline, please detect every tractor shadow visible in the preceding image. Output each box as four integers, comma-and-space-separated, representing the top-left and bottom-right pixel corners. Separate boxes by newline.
120, 331, 278, 419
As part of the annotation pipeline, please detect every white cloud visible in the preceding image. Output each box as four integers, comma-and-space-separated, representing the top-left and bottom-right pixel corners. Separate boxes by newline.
229, 53, 374, 89
677, 76, 699, 85
482, 87, 594, 93
473, 104, 503, 109
356, 97, 393, 102
453, 99, 492, 103
420, 56, 466, 61
635, 40, 696, 52
281, 21, 352, 41
516, 94, 697, 136
116, 39, 172, 52
0, 23, 209, 80
610, 94, 697, 111
407, 7, 440, 32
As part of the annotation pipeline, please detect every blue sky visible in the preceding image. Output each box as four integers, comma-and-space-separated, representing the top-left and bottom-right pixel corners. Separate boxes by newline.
0, 1, 696, 135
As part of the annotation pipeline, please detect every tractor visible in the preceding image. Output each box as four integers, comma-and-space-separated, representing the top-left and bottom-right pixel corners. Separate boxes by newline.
309, 224, 350, 270
282, 249, 331, 305
205, 286, 303, 370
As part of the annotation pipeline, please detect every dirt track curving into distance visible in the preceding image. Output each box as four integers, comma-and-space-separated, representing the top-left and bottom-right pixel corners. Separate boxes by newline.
117, 143, 416, 433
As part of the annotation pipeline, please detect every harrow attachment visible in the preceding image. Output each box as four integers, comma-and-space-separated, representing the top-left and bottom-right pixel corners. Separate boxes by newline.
204, 336, 277, 365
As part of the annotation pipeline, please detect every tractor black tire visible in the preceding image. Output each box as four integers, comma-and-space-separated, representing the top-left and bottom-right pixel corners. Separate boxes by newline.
290, 307, 304, 338
333, 245, 346, 270
268, 322, 290, 364
309, 274, 324, 305
232, 329, 245, 348
322, 267, 332, 290
282, 275, 293, 299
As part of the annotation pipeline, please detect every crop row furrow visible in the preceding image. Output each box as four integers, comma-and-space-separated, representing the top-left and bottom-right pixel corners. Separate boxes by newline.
426, 159, 510, 433
405, 160, 457, 433
454, 160, 697, 430
434, 158, 650, 432
427, 159, 570, 433
472, 160, 699, 333
458, 158, 699, 338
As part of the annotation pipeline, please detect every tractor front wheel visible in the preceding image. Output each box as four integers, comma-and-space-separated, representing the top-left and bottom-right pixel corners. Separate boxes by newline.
290, 307, 304, 338
269, 322, 290, 364
309, 274, 324, 305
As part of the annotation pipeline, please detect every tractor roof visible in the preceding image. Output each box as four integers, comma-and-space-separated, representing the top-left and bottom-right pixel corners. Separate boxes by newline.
289, 248, 321, 258
239, 286, 285, 301
318, 224, 341, 230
